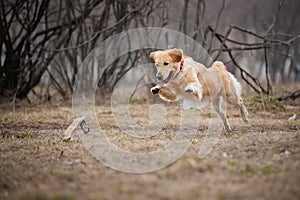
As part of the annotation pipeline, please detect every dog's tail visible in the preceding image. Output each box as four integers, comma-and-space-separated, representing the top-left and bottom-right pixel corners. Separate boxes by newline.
212, 61, 226, 70
212, 61, 242, 96
227, 72, 242, 96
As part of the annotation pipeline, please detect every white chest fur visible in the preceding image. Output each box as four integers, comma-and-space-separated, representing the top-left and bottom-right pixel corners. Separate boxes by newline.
180, 95, 210, 110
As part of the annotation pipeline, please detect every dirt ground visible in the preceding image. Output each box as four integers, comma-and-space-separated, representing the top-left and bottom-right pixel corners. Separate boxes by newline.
0, 97, 299, 200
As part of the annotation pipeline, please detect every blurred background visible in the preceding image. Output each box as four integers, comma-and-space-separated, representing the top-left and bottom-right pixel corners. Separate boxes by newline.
0, 0, 299, 103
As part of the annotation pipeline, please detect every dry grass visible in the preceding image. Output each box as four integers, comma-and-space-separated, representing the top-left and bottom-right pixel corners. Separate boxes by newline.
0, 98, 299, 200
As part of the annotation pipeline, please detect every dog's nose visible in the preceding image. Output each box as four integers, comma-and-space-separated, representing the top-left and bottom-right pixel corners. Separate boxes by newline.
156, 73, 163, 81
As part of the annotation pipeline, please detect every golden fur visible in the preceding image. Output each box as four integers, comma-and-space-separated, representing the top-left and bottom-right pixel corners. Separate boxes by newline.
150, 49, 249, 133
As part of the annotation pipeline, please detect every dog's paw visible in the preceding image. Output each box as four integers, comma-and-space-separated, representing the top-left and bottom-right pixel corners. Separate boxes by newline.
151, 86, 160, 95
185, 88, 194, 93
184, 85, 195, 93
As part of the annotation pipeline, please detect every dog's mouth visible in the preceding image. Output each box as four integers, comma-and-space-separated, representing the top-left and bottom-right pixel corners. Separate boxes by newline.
162, 71, 173, 84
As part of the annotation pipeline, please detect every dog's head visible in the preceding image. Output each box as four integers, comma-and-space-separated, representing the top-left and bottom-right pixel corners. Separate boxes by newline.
150, 48, 183, 84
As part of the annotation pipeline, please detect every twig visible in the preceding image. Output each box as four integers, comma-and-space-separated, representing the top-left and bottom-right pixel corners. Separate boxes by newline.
264, 44, 272, 94
219, 46, 272, 52
32, 9, 138, 53
207, 0, 225, 53
278, 90, 300, 101
208, 26, 268, 94
265, 0, 286, 34
129, 74, 154, 101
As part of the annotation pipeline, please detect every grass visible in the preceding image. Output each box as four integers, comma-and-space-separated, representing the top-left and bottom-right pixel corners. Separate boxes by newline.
262, 165, 276, 175
227, 161, 239, 167
128, 98, 139, 104
248, 95, 286, 111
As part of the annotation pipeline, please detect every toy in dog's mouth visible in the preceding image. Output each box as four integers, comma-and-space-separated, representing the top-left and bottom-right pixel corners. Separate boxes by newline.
162, 71, 174, 84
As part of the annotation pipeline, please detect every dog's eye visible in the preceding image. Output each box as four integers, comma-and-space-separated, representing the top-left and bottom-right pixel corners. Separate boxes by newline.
163, 62, 169, 66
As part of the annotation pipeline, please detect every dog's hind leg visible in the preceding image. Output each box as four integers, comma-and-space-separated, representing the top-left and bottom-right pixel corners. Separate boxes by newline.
240, 100, 249, 122
227, 96, 249, 122
213, 96, 232, 133
226, 73, 249, 122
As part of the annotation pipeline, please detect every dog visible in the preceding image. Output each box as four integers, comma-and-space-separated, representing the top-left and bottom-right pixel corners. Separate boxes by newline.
150, 48, 248, 133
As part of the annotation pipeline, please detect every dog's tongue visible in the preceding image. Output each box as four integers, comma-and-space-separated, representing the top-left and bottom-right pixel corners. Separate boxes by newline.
162, 71, 173, 84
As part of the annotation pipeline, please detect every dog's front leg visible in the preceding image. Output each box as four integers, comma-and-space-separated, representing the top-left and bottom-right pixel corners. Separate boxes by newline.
185, 82, 203, 96
151, 85, 177, 102
151, 85, 161, 95
185, 82, 203, 106
184, 80, 202, 103
184, 68, 203, 102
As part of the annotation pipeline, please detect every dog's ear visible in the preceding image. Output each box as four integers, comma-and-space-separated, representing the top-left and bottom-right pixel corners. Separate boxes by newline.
150, 51, 156, 60
168, 49, 183, 62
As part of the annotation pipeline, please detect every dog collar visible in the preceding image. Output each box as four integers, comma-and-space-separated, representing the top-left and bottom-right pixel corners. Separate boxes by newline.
180, 60, 184, 71
174, 60, 184, 79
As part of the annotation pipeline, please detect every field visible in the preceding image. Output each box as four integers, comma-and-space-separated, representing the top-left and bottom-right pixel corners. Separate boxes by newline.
0, 97, 299, 200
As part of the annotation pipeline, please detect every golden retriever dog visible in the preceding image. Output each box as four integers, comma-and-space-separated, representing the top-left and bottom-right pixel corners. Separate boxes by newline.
150, 48, 248, 133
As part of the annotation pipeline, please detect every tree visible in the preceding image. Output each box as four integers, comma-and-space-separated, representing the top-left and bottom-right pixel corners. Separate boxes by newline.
0, 0, 102, 99
1, 0, 299, 102
48, 0, 167, 99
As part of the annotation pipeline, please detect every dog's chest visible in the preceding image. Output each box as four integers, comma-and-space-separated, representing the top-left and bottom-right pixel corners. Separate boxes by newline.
179, 95, 210, 110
